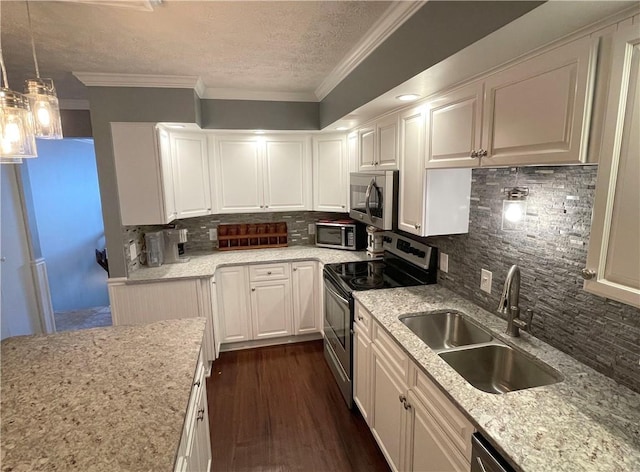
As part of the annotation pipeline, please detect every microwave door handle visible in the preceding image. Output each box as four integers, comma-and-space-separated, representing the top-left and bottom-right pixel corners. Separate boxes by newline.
364, 178, 375, 219
341, 226, 346, 247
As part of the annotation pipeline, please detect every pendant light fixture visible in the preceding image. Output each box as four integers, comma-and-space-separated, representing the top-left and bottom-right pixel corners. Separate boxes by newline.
0, 0, 37, 160
23, 0, 63, 140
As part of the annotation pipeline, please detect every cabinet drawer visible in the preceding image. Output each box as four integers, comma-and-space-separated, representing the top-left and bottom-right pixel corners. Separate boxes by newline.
249, 263, 290, 281
354, 301, 372, 336
412, 367, 474, 461
372, 322, 408, 381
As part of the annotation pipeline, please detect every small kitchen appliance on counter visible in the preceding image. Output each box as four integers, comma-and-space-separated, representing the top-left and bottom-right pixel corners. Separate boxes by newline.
144, 231, 164, 267
366, 225, 385, 258
315, 219, 366, 251
163, 228, 190, 264
322, 233, 438, 407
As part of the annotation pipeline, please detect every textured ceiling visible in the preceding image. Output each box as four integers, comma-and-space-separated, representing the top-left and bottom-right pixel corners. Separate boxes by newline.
1, 0, 392, 101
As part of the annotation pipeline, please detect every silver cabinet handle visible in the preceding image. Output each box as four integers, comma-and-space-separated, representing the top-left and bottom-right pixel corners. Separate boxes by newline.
196, 408, 205, 422
581, 268, 596, 280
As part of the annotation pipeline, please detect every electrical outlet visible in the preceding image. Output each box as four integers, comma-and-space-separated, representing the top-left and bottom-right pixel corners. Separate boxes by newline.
129, 242, 137, 260
439, 253, 449, 273
480, 269, 492, 293
209, 228, 218, 241
308, 223, 316, 235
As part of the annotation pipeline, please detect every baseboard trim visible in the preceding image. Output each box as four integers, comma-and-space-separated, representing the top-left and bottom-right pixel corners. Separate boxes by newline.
220, 332, 323, 352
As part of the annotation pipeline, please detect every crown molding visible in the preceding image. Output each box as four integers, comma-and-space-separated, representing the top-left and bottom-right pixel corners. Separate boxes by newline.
314, 1, 425, 101
59, 99, 90, 110
200, 87, 317, 102
72, 72, 200, 89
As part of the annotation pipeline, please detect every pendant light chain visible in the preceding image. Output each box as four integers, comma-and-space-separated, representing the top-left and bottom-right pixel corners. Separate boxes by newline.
25, 0, 40, 79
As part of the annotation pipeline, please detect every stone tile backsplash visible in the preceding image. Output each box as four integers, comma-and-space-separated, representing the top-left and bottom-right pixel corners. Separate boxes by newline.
418, 166, 640, 393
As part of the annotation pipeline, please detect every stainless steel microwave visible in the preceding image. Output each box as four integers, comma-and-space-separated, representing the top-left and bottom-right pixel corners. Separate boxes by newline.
315, 221, 366, 251
349, 170, 398, 230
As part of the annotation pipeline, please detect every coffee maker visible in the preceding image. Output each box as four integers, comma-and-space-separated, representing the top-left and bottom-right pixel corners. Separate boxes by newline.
163, 228, 190, 264
144, 231, 164, 267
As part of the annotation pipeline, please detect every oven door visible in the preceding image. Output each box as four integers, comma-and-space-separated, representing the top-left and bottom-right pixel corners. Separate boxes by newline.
323, 276, 352, 381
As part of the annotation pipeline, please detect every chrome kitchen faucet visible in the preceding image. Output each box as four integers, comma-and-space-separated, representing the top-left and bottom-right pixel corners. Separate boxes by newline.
498, 265, 533, 337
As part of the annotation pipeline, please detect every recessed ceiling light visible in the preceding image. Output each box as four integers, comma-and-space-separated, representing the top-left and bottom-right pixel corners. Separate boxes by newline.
254, 130, 266, 135
396, 94, 421, 102
336, 126, 348, 131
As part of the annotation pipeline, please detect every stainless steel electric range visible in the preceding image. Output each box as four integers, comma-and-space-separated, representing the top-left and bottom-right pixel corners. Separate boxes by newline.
322, 232, 438, 407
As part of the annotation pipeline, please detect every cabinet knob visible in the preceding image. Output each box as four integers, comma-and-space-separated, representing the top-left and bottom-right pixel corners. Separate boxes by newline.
267, 271, 272, 275
193, 380, 201, 387
404, 401, 412, 411
196, 408, 205, 421
477, 149, 488, 158
399, 394, 406, 404
251, 288, 256, 292
260, 205, 264, 208
341, 205, 346, 208
293, 268, 297, 271
414, 224, 421, 230
581, 268, 596, 280
357, 315, 364, 321
470, 150, 478, 158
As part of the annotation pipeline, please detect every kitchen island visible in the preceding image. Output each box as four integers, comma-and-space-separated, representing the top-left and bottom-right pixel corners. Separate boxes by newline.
0, 317, 206, 472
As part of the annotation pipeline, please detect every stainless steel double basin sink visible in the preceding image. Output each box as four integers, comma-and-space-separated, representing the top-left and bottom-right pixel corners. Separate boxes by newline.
399, 310, 562, 394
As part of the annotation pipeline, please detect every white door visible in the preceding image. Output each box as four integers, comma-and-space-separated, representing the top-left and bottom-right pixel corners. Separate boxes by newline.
481, 36, 597, 166
313, 136, 348, 212
263, 137, 311, 211
377, 114, 399, 169
158, 128, 177, 221
214, 138, 263, 213
216, 266, 251, 343
291, 261, 319, 334
398, 106, 426, 236
171, 132, 211, 218
250, 279, 293, 339
405, 391, 469, 472
425, 82, 483, 169
358, 126, 376, 170
353, 325, 371, 424
584, 25, 640, 308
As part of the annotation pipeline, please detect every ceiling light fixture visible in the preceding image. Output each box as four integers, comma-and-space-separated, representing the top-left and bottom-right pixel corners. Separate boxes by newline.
396, 94, 421, 102
336, 126, 349, 131
23, 0, 63, 140
0, 1, 37, 160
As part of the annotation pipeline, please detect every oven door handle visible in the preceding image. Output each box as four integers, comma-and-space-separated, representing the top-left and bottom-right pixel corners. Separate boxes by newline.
364, 178, 375, 219
325, 283, 349, 305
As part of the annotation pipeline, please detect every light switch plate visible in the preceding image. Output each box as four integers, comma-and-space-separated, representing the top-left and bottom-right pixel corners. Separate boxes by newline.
480, 269, 492, 293
129, 242, 137, 260
209, 228, 218, 241
308, 223, 316, 235
439, 253, 449, 273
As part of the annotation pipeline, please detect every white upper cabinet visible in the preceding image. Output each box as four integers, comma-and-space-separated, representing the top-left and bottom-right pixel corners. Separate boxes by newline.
312, 135, 348, 212
212, 135, 311, 213
111, 122, 177, 226
425, 82, 483, 169
158, 128, 177, 222
398, 106, 427, 235
424, 35, 598, 168
584, 24, 640, 308
170, 131, 212, 218
358, 114, 399, 171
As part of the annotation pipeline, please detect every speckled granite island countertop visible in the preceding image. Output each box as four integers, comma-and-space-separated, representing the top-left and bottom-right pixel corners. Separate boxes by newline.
354, 285, 640, 472
0, 318, 206, 472
127, 246, 370, 282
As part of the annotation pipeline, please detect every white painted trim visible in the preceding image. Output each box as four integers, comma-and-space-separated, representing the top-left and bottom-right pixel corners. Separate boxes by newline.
59, 99, 90, 110
72, 72, 200, 89
314, 1, 424, 101
200, 87, 317, 102
30, 258, 56, 334
219, 332, 323, 352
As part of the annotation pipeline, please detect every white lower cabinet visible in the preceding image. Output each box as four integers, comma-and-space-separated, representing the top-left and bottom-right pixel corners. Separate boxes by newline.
216, 266, 252, 343
291, 261, 321, 334
354, 301, 474, 472
250, 278, 293, 339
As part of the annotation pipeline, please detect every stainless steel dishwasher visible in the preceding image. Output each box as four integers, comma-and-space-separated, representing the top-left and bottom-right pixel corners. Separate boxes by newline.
471, 433, 516, 472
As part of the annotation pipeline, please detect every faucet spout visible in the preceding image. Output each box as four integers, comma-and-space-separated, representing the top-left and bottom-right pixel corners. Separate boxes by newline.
498, 265, 527, 337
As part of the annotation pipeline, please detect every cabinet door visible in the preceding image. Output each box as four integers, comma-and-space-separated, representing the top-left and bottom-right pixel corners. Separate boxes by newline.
405, 391, 469, 472
370, 343, 407, 472
353, 324, 371, 424
263, 137, 311, 211
292, 261, 320, 334
250, 279, 293, 339
313, 135, 348, 212
193, 378, 212, 472
377, 114, 399, 170
158, 128, 178, 221
398, 106, 427, 236
358, 126, 376, 170
425, 82, 483, 169
584, 25, 640, 308
111, 122, 173, 226
216, 266, 252, 343
214, 138, 264, 213
482, 36, 597, 166
171, 132, 211, 218
210, 278, 222, 358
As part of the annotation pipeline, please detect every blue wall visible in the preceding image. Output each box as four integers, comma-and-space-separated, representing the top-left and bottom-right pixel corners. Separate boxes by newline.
26, 139, 109, 312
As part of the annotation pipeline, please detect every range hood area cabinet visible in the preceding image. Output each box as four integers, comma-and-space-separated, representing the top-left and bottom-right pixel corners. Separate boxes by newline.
357, 112, 399, 172
423, 35, 598, 169
111, 123, 212, 226
210, 135, 312, 213
398, 105, 472, 238
583, 24, 640, 309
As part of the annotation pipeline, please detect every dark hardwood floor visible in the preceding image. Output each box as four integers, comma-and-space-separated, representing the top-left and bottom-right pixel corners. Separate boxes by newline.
206, 340, 390, 472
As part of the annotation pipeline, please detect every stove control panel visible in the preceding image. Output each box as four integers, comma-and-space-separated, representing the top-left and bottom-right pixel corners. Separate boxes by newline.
382, 233, 436, 270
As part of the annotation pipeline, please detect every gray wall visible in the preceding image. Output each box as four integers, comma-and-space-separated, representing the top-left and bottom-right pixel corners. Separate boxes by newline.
88, 87, 200, 278
60, 110, 93, 138
319, 1, 544, 128
415, 166, 640, 393
201, 99, 319, 130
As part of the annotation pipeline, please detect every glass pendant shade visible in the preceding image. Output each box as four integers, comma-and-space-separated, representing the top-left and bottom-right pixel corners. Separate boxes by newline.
24, 78, 63, 139
0, 87, 37, 158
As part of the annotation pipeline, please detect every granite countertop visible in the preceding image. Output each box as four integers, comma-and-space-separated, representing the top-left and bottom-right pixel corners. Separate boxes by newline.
127, 246, 370, 282
353, 285, 640, 472
0, 318, 206, 472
